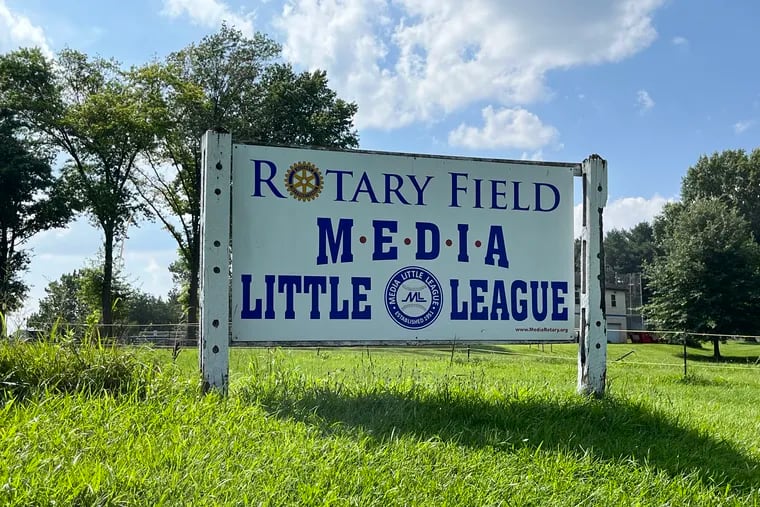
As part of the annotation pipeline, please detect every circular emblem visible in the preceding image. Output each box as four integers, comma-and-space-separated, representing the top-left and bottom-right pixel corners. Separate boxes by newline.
284, 161, 323, 201
385, 266, 443, 330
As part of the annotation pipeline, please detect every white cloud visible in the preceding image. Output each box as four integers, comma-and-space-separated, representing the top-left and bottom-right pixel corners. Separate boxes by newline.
734, 120, 755, 134
448, 106, 558, 150
0, 0, 52, 56
573, 194, 675, 238
521, 150, 544, 162
275, 0, 666, 129
636, 89, 654, 112
122, 250, 178, 297
671, 35, 688, 47
161, 0, 255, 36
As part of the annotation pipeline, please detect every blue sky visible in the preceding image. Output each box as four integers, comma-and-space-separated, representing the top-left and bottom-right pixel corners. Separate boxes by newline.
2, 0, 759, 325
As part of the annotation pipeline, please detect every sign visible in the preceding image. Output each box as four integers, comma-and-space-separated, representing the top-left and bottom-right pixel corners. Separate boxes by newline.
229, 144, 576, 342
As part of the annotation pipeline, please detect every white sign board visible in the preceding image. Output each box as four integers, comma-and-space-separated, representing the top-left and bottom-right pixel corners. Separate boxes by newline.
229, 144, 575, 343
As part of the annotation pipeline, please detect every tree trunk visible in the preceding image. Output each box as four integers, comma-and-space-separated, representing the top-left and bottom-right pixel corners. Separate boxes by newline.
0, 224, 9, 326
186, 238, 200, 346
712, 336, 721, 360
102, 226, 114, 329
188, 155, 202, 355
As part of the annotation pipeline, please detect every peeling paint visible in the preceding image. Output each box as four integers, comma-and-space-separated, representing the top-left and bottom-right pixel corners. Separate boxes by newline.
578, 156, 608, 397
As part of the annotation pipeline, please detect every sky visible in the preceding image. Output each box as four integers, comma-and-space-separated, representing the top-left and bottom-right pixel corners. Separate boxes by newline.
2, 0, 759, 327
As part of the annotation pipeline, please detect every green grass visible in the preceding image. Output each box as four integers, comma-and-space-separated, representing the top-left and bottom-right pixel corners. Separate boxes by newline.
1, 341, 759, 506
0, 338, 159, 400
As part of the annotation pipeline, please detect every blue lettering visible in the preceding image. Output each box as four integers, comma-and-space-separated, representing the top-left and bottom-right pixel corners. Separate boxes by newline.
535, 182, 560, 212
408, 175, 434, 205
490, 280, 509, 320
530, 280, 549, 321
416, 222, 440, 261
372, 220, 398, 260
278, 275, 302, 320
351, 277, 372, 319
473, 178, 483, 208
252, 160, 286, 198
551, 281, 569, 320
264, 275, 275, 319
350, 172, 379, 203
329, 276, 349, 319
325, 169, 353, 201
457, 224, 469, 262
304, 276, 327, 319
470, 279, 488, 320
316, 217, 354, 265
512, 181, 530, 211
383, 174, 409, 205
240, 274, 261, 319
511, 280, 528, 321
449, 172, 468, 207
484, 226, 509, 268
490, 180, 508, 210
449, 279, 468, 320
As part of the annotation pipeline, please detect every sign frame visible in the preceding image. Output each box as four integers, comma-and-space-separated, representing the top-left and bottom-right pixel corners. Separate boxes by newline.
199, 130, 607, 396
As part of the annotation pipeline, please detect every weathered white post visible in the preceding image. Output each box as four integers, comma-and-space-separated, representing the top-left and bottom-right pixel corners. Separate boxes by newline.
578, 154, 608, 397
200, 130, 232, 394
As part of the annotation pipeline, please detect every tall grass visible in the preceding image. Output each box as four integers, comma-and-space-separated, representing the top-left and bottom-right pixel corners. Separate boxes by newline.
0, 342, 758, 505
0, 332, 160, 402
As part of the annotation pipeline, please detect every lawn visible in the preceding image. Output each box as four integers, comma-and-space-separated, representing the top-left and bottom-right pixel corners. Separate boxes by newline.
1, 340, 758, 506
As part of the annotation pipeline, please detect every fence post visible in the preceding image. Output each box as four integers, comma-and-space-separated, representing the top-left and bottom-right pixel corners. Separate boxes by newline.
200, 130, 232, 394
578, 155, 608, 397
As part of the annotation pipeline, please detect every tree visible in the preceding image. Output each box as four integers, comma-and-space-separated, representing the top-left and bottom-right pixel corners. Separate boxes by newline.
127, 291, 182, 328
133, 25, 359, 338
28, 267, 182, 332
27, 270, 93, 329
604, 222, 655, 276
27, 265, 133, 330
0, 48, 165, 327
246, 63, 359, 147
681, 149, 760, 242
604, 222, 655, 310
644, 199, 760, 358
0, 108, 70, 335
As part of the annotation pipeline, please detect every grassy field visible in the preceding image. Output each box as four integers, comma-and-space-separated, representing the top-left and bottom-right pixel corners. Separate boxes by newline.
1, 340, 759, 506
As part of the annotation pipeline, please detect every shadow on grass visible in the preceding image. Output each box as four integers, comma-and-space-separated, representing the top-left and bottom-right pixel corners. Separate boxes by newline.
374, 344, 514, 357
241, 382, 759, 494
679, 352, 760, 365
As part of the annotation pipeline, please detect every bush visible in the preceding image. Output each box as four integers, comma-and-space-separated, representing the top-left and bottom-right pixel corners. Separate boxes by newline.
0, 337, 159, 401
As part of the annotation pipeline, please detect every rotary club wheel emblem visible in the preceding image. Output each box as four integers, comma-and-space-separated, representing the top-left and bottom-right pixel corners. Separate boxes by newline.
284, 161, 324, 201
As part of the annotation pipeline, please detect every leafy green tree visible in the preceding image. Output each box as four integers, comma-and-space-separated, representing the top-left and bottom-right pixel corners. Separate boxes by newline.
248, 63, 359, 147
644, 199, 760, 358
0, 109, 70, 334
681, 149, 760, 241
127, 290, 182, 328
27, 269, 98, 329
604, 222, 655, 276
28, 267, 182, 332
573, 237, 581, 274
133, 25, 358, 337
27, 266, 131, 329
0, 48, 165, 327
604, 222, 655, 310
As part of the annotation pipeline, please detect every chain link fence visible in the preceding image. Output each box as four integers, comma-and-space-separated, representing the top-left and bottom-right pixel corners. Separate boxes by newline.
11, 322, 199, 349
7, 320, 759, 377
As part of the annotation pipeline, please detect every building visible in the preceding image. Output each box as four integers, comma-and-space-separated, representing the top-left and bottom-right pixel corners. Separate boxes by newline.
574, 282, 628, 343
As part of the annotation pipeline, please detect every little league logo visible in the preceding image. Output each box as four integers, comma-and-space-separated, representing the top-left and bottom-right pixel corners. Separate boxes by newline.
385, 266, 443, 330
